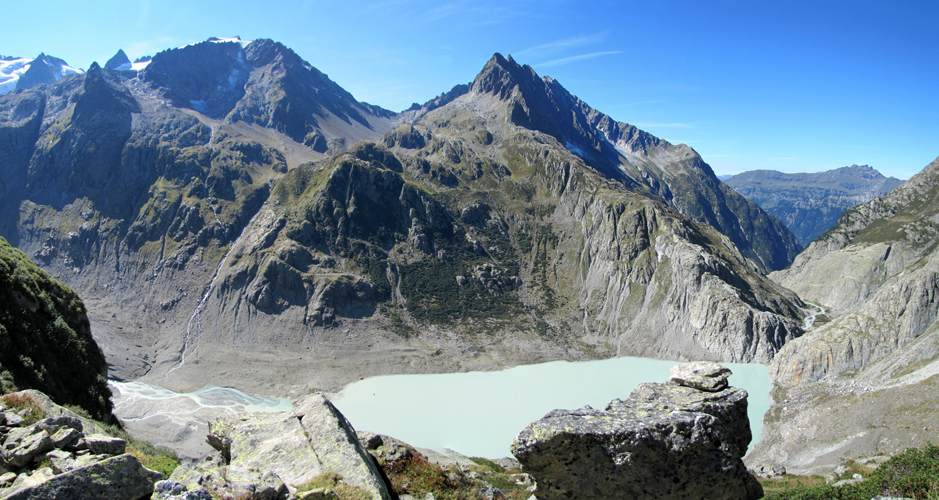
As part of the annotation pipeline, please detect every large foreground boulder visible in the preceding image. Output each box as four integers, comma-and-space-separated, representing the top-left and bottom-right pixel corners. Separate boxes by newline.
171, 394, 391, 500
511, 361, 762, 500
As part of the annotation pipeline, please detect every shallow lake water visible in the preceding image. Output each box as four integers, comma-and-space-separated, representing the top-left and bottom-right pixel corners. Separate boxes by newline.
331, 357, 771, 459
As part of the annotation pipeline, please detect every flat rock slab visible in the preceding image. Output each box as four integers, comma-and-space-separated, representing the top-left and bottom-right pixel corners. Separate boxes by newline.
512, 380, 762, 500
670, 360, 732, 392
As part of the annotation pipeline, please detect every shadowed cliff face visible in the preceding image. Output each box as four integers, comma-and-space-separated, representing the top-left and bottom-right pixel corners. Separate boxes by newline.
748, 156, 939, 474
0, 44, 806, 395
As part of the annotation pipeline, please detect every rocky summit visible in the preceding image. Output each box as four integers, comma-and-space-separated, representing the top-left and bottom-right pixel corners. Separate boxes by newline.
511, 362, 762, 500
0, 38, 805, 397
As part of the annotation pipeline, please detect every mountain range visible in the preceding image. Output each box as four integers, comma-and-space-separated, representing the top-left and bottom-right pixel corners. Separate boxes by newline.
0, 38, 805, 395
724, 166, 904, 246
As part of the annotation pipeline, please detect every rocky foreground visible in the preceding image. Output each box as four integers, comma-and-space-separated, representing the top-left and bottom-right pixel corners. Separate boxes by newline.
0, 390, 159, 499
0, 362, 766, 499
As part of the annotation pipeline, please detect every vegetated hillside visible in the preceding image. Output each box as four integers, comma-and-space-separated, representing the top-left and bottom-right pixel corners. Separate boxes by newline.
0, 237, 112, 421
725, 165, 903, 246
0, 41, 806, 395
749, 155, 939, 474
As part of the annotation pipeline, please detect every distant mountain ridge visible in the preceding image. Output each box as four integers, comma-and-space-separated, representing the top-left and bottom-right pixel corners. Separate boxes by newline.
0, 53, 82, 94
724, 165, 903, 246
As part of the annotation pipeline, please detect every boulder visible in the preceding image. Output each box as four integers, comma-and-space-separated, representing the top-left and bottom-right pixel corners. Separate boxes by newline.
3, 430, 54, 468
293, 395, 391, 500
83, 434, 127, 455
511, 362, 762, 500
175, 394, 391, 500
49, 427, 81, 449
3, 453, 162, 499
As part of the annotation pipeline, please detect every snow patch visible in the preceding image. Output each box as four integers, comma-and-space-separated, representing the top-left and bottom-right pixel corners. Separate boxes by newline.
218, 67, 242, 91
0, 56, 83, 95
53, 64, 82, 81
0, 56, 32, 94
180, 36, 253, 49
565, 141, 586, 158
130, 58, 152, 71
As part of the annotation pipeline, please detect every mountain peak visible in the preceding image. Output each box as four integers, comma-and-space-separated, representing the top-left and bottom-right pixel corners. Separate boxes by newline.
105, 49, 131, 71
13, 53, 81, 92
470, 52, 540, 100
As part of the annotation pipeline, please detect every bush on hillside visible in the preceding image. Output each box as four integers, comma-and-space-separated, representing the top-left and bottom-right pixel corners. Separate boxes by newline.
0, 237, 112, 421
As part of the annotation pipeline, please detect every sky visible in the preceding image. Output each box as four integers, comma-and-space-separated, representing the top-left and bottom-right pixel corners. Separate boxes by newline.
2, 0, 936, 179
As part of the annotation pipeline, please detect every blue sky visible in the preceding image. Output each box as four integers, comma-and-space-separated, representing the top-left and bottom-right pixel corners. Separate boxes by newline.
3, 0, 936, 179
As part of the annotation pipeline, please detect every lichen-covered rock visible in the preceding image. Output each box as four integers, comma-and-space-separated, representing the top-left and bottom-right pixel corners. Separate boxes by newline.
175, 394, 391, 500
669, 360, 732, 392
511, 363, 761, 500
3, 453, 162, 499
82, 434, 127, 455
3, 429, 54, 468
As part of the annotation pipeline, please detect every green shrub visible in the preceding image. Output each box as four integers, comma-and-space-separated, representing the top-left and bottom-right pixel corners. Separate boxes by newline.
765, 444, 939, 500
102, 422, 180, 477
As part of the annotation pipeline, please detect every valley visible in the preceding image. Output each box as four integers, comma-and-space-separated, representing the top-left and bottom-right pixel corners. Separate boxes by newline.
1, 32, 938, 497
0, 39, 806, 398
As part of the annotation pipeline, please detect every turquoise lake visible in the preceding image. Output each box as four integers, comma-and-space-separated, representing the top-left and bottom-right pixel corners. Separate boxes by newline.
331, 357, 772, 459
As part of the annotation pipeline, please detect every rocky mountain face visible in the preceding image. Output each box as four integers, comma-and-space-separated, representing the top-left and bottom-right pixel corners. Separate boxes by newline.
438, 54, 801, 274
0, 40, 806, 396
748, 155, 939, 474
725, 165, 903, 246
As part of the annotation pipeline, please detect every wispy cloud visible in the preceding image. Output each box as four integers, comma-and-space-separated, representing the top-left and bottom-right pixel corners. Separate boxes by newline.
617, 99, 666, 107
632, 122, 693, 128
537, 51, 622, 68
135, 0, 151, 31
516, 33, 606, 58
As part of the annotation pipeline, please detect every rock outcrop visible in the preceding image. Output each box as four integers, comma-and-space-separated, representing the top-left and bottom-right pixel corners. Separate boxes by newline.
511, 362, 762, 500
170, 393, 391, 500
0, 391, 161, 498
4, 454, 161, 500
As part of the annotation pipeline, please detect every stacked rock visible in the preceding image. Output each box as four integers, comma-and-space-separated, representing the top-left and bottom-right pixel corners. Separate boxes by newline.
511, 361, 763, 500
